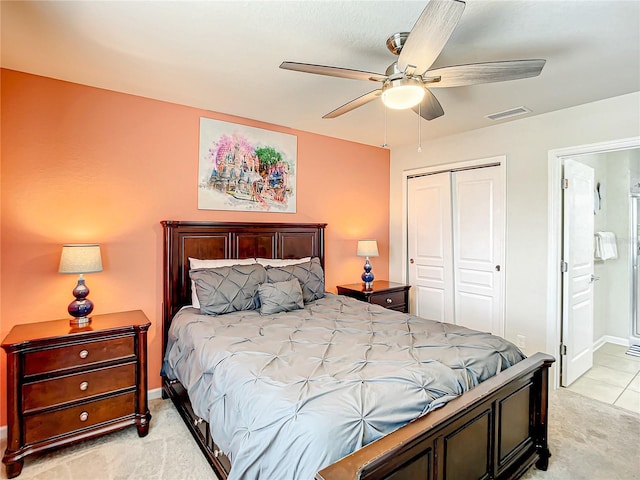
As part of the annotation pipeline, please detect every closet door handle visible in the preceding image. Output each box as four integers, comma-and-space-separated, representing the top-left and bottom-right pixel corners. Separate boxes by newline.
495, 265, 501, 272
410, 258, 415, 264
590, 274, 600, 283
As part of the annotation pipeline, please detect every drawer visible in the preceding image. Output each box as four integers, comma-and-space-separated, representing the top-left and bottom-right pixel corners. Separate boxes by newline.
25, 392, 136, 445
369, 290, 406, 308
24, 336, 135, 376
23, 363, 136, 412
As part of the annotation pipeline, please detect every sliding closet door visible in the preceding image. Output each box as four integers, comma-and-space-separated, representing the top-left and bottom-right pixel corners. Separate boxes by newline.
407, 173, 454, 322
452, 167, 505, 335
407, 164, 505, 334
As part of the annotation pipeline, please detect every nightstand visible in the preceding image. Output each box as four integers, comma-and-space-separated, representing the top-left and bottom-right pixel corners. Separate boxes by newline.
337, 281, 411, 313
1, 310, 151, 478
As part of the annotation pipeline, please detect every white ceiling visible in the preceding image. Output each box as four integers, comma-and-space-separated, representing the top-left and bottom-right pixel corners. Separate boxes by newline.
2, 0, 639, 148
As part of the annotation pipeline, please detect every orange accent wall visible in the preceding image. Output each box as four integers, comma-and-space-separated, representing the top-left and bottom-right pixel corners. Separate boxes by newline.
0, 69, 390, 427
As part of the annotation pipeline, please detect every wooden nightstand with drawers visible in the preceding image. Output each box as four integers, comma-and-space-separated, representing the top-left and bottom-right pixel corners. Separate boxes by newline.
337, 281, 411, 313
1, 310, 151, 478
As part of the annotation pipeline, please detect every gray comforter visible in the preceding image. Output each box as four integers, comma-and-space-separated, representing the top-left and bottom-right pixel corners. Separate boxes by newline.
163, 293, 524, 480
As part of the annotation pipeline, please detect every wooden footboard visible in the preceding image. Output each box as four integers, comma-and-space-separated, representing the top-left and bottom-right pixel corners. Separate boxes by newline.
316, 353, 554, 480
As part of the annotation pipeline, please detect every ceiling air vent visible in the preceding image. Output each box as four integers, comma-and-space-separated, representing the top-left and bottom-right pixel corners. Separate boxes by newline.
485, 106, 531, 121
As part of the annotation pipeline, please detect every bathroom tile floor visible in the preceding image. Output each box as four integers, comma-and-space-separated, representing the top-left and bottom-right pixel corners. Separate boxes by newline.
566, 342, 640, 414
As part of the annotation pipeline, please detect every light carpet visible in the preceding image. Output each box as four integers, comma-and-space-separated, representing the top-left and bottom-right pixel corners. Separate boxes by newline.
0, 399, 213, 480
1, 388, 638, 480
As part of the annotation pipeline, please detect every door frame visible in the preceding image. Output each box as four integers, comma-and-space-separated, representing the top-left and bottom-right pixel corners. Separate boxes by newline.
547, 136, 640, 389
402, 155, 507, 331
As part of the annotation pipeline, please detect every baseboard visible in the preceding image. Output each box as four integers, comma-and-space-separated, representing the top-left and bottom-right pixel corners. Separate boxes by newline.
0, 388, 166, 441
594, 335, 630, 351
149, 387, 163, 400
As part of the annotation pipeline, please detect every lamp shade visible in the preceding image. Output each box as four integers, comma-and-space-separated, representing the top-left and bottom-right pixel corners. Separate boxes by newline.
58, 244, 103, 274
357, 240, 379, 258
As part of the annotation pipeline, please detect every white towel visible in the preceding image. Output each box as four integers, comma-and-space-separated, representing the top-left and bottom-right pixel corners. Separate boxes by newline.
594, 232, 618, 260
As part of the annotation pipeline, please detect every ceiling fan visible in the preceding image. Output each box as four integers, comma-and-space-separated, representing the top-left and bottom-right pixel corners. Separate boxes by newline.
280, 0, 545, 121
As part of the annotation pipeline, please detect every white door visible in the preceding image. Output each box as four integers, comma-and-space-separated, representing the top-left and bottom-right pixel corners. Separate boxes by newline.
561, 159, 595, 387
407, 166, 504, 332
452, 167, 505, 335
407, 172, 454, 322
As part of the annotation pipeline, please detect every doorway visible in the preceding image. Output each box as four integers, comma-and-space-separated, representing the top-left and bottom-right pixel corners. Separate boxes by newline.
548, 137, 640, 401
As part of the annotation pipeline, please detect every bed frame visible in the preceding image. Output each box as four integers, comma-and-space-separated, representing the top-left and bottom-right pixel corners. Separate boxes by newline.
161, 221, 555, 480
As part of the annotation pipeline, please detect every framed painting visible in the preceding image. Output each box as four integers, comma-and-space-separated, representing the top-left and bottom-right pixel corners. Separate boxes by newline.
198, 117, 297, 213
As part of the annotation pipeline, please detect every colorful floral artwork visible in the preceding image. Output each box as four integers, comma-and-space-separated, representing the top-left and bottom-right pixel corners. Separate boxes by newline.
198, 118, 297, 212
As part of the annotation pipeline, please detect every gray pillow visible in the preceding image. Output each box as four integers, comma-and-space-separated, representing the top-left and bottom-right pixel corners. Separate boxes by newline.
265, 257, 325, 303
190, 264, 266, 315
258, 279, 304, 315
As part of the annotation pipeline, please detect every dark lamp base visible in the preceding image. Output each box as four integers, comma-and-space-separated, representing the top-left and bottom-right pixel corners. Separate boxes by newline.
68, 276, 94, 327
68, 298, 94, 317
361, 257, 375, 290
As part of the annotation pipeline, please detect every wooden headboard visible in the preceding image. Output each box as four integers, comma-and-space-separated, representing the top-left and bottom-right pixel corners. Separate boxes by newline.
161, 221, 326, 353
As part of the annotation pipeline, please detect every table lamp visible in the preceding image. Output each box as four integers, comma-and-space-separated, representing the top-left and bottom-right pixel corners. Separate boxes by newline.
357, 240, 379, 289
58, 244, 103, 326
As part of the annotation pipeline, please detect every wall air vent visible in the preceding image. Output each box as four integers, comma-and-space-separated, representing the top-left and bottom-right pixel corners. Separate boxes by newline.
485, 106, 531, 121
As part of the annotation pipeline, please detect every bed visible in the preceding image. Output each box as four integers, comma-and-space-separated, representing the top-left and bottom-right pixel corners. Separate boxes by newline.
161, 221, 554, 480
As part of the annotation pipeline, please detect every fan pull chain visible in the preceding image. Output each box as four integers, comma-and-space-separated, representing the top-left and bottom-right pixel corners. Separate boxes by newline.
381, 105, 389, 148
417, 103, 423, 153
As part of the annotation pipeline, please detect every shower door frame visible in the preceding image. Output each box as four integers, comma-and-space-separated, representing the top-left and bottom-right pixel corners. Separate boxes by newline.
631, 195, 640, 344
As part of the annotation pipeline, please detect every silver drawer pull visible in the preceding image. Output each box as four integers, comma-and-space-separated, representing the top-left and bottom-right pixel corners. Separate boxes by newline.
79, 411, 89, 422
386, 298, 393, 304
79, 381, 89, 391
194, 417, 204, 426
79, 350, 89, 359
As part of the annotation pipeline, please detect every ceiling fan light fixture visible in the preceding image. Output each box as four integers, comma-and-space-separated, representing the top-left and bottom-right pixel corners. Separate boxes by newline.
382, 78, 425, 110
281, 1, 545, 121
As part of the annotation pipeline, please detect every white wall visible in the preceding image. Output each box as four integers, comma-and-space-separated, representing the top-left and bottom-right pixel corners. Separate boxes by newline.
389, 91, 640, 356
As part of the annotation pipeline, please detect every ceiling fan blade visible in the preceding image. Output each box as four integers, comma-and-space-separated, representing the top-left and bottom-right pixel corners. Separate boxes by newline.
323, 89, 382, 119
425, 59, 546, 88
398, 0, 466, 75
412, 89, 445, 120
280, 62, 386, 82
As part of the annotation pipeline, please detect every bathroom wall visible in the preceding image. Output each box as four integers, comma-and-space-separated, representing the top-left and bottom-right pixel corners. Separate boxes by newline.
578, 148, 640, 343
